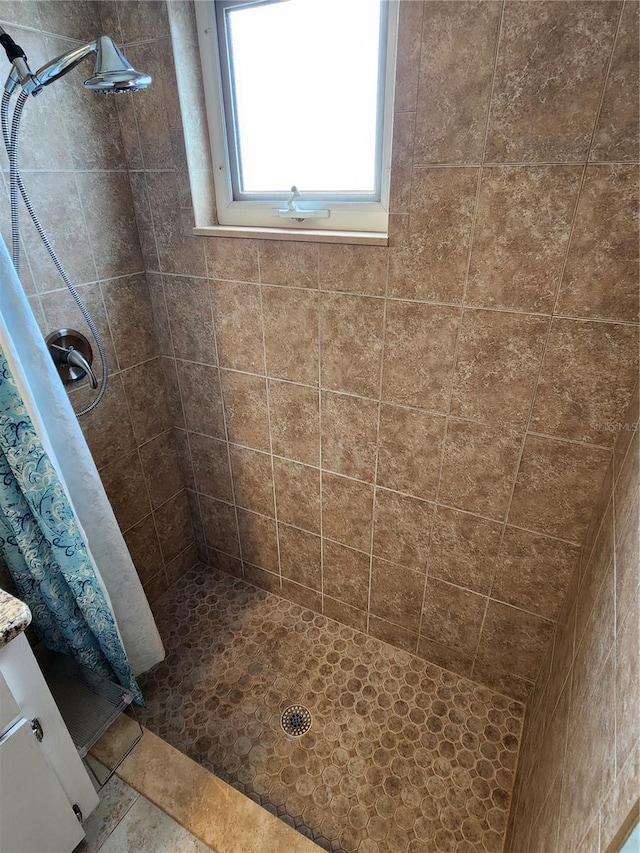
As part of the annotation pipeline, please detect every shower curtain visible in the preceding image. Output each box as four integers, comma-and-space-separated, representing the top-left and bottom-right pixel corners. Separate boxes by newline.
0, 236, 164, 678
0, 350, 143, 701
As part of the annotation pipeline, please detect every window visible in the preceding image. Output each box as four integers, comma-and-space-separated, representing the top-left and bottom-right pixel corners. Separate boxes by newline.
195, 0, 398, 237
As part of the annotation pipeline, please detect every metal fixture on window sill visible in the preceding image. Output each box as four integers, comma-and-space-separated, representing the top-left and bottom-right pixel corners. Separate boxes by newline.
276, 186, 329, 222
46, 329, 97, 389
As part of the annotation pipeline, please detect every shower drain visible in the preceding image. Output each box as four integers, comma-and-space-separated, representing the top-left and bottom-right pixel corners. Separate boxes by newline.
281, 704, 312, 737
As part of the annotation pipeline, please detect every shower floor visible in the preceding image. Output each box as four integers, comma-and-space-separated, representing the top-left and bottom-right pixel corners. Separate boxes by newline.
136, 567, 524, 853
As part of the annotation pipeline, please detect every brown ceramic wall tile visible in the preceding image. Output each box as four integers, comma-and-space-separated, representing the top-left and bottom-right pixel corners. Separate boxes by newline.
416, 637, 474, 677
122, 358, 173, 445
414, 1, 501, 164
144, 171, 207, 278
208, 549, 243, 580
174, 429, 198, 494
228, 445, 274, 517
389, 111, 415, 214
199, 496, 239, 557
205, 237, 259, 282
377, 404, 445, 499
101, 450, 151, 533
470, 661, 532, 705
123, 514, 164, 586
243, 563, 281, 594
556, 165, 639, 323
272, 458, 320, 534
262, 286, 319, 385
368, 615, 418, 655
220, 370, 270, 452
164, 276, 216, 366
530, 319, 639, 446
322, 540, 370, 611
369, 558, 424, 632
451, 309, 548, 427
393, 0, 422, 113
124, 42, 175, 171
318, 245, 387, 296
388, 167, 478, 304
160, 357, 185, 429
476, 600, 554, 680
421, 579, 486, 655
280, 579, 322, 613
372, 489, 433, 571
236, 509, 279, 574
139, 429, 184, 510
176, 361, 225, 439
321, 391, 378, 482
439, 420, 522, 520
509, 436, 611, 542
486, 1, 620, 162
322, 473, 374, 553
210, 280, 265, 374
76, 171, 143, 278
428, 507, 502, 595
614, 437, 639, 631
492, 527, 579, 619
101, 274, 158, 370
80, 374, 136, 470
320, 293, 384, 398
188, 433, 233, 503
154, 489, 193, 564
322, 596, 368, 633
614, 381, 638, 478
268, 380, 319, 466
466, 166, 581, 313
382, 302, 460, 412
259, 240, 318, 288
615, 594, 639, 772
590, 0, 640, 162
277, 524, 321, 591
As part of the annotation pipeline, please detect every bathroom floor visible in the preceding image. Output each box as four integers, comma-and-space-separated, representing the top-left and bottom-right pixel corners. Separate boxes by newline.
137, 567, 525, 853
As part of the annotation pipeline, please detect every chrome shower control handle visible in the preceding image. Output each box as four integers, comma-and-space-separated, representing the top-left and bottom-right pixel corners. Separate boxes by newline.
65, 347, 98, 389
46, 329, 98, 389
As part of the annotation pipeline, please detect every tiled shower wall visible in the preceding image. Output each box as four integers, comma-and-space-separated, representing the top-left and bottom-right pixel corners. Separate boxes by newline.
0, 0, 196, 603
117, 0, 640, 702
504, 384, 639, 853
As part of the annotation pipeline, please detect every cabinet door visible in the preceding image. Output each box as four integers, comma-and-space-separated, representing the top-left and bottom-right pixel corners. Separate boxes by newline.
0, 718, 85, 853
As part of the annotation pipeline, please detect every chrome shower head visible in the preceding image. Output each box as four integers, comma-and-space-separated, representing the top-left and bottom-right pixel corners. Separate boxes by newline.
0, 29, 151, 96
83, 36, 152, 94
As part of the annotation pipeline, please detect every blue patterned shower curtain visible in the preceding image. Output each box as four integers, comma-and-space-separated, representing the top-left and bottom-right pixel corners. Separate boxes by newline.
0, 348, 143, 703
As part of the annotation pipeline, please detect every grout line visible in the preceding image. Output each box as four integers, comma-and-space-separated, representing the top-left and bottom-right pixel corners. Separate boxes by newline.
255, 249, 283, 593
462, 0, 508, 676
150, 275, 640, 325
203, 251, 246, 577
188, 448, 582, 543
365, 243, 391, 638
315, 249, 325, 614
169, 362, 621, 450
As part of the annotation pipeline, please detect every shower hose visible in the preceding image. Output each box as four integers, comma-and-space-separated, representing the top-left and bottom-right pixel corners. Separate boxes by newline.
1, 89, 108, 416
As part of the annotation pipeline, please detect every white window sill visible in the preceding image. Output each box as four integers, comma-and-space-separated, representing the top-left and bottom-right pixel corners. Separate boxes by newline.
192, 225, 389, 246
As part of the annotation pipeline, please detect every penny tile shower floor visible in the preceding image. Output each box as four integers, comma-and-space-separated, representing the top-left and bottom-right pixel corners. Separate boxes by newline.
137, 568, 524, 853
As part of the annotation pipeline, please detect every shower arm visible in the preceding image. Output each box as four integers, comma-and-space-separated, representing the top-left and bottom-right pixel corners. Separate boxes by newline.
0, 28, 99, 97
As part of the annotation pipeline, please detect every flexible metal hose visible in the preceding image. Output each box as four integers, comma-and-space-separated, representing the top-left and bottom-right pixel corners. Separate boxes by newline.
2, 90, 108, 416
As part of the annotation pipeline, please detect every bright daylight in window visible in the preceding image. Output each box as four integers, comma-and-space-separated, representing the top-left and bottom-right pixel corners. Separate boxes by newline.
196, 0, 397, 236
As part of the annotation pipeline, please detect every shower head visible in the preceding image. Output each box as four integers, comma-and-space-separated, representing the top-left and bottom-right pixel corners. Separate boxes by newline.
0, 30, 151, 96
83, 36, 152, 94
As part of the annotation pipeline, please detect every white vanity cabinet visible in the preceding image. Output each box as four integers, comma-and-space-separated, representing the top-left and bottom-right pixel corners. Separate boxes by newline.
0, 630, 99, 853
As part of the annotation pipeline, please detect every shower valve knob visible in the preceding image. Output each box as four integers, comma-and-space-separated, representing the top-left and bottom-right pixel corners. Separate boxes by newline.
46, 328, 98, 389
